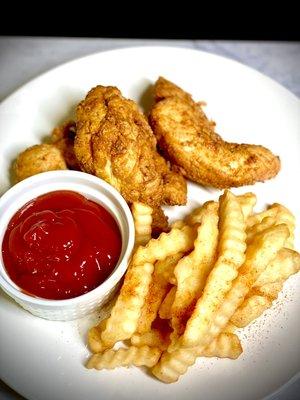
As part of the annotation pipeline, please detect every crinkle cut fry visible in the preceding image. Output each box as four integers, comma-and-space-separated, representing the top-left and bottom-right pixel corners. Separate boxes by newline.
132, 202, 153, 247
246, 216, 276, 244
170, 204, 218, 349
231, 247, 300, 328
273, 205, 295, 249
182, 224, 288, 348
137, 253, 183, 334
247, 210, 295, 249
100, 262, 154, 350
133, 225, 196, 265
253, 280, 284, 299
246, 204, 295, 249
99, 225, 196, 349
181, 190, 247, 348
185, 201, 218, 226
230, 294, 272, 328
153, 225, 288, 383
131, 329, 170, 350
152, 333, 242, 383
185, 193, 256, 227
237, 193, 257, 220
255, 248, 300, 287
88, 318, 108, 353
87, 346, 161, 370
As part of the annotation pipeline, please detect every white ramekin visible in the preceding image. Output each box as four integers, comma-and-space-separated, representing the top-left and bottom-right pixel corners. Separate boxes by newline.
0, 171, 134, 321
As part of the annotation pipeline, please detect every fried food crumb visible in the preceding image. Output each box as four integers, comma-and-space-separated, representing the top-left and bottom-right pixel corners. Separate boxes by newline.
14, 144, 67, 182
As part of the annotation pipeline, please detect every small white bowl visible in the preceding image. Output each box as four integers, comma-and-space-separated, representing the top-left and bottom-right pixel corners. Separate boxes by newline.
0, 171, 134, 321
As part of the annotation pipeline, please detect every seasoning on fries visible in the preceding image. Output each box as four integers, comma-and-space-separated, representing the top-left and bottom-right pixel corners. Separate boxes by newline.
86, 190, 300, 383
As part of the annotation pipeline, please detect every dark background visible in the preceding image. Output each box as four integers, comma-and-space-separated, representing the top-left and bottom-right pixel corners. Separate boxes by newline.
1, 5, 299, 41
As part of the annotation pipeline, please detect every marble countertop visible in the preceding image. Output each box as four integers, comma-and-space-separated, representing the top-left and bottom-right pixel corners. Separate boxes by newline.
0, 37, 299, 400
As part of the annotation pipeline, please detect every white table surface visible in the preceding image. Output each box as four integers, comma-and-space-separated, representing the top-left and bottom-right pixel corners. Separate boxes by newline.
0, 37, 299, 400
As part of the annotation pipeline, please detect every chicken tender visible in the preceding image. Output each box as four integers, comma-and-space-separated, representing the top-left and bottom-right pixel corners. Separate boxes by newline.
153, 152, 186, 206
151, 206, 169, 237
51, 120, 80, 170
14, 144, 67, 182
149, 77, 280, 189
74, 85, 186, 206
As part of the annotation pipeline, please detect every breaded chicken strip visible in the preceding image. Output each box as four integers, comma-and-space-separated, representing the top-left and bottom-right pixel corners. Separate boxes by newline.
14, 144, 67, 182
51, 120, 80, 170
149, 77, 280, 189
152, 152, 186, 206
74, 85, 186, 206
151, 206, 169, 237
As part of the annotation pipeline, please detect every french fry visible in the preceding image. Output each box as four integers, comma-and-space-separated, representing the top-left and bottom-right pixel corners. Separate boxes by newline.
181, 190, 246, 348
133, 225, 196, 266
253, 281, 284, 299
87, 346, 161, 370
88, 327, 104, 354
237, 192, 257, 220
154, 225, 288, 383
246, 204, 280, 228
132, 202, 153, 246
169, 204, 218, 349
131, 329, 170, 350
159, 252, 184, 284
231, 248, 300, 327
222, 322, 237, 333
231, 282, 283, 328
100, 262, 154, 349
182, 224, 288, 349
275, 205, 295, 249
152, 333, 242, 383
255, 248, 300, 287
86, 188, 299, 384
159, 286, 176, 320
247, 204, 295, 248
137, 253, 183, 334
99, 225, 196, 349
185, 201, 218, 226
205, 225, 288, 340
202, 332, 242, 358
88, 318, 108, 353
185, 193, 256, 227
246, 216, 276, 244
247, 205, 295, 249
230, 295, 272, 328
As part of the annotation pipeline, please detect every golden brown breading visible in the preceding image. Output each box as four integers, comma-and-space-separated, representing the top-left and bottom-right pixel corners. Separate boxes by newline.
162, 167, 187, 206
153, 152, 187, 206
151, 206, 169, 238
51, 120, 80, 170
74, 85, 186, 206
149, 77, 281, 189
14, 144, 67, 182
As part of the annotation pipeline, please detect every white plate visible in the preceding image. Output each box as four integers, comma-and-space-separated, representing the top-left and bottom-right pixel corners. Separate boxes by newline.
0, 47, 299, 400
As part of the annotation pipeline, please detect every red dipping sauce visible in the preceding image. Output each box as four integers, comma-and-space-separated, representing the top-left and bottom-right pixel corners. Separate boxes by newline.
2, 191, 122, 300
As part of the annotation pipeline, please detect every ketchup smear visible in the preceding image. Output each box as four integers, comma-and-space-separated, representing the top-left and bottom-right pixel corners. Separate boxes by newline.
2, 191, 122, 300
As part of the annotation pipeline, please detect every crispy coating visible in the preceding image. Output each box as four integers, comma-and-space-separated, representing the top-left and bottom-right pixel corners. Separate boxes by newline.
14, 144, 67, 182
149, 77, 281, 188
151, 206, 169, 237
154, 154, 186, 206
51, 120, 80, 170
74, 85, 186, 206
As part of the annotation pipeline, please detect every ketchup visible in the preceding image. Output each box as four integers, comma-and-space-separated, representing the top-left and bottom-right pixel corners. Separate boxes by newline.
2, 191, 122, 300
